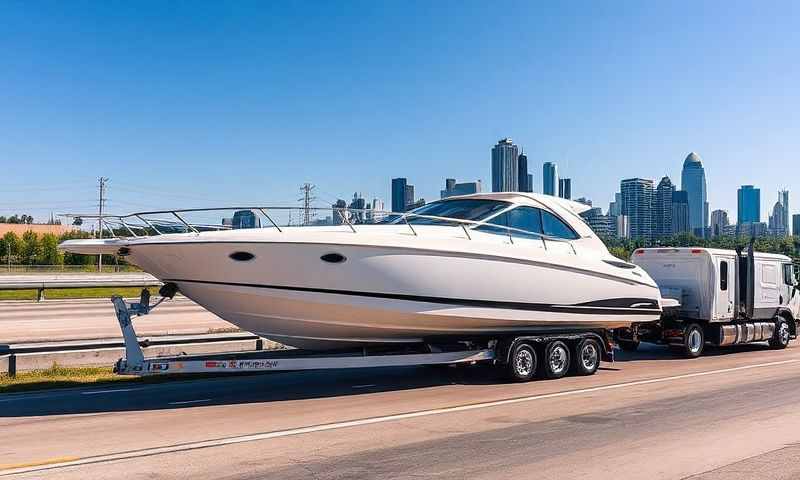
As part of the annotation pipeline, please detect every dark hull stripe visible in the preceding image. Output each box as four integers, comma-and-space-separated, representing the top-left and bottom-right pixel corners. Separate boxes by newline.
167, 278, 662, 317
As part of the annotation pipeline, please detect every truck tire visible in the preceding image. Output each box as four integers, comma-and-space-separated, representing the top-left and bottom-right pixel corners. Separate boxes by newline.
618, 339, 640, 352
572, 338, 601, 376
769, 318, 791, 350
506, 342, 537, 382
671, 323, 704, 358
542, 340, 571, 379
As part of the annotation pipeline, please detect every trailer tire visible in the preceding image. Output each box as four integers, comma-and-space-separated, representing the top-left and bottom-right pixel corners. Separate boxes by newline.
506, 342, 537, 382
572, 338, 601, 376
542, 340, 571, 379
770, 318, 791, 350
672, 323, 704, 358
618, 339, 640, 352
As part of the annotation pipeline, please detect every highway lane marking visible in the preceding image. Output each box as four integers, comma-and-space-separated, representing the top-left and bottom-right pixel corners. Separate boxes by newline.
168, 398, 211, 405
1, 357, 798, 476
82, 388, 138, 395
0, 457, 79, 471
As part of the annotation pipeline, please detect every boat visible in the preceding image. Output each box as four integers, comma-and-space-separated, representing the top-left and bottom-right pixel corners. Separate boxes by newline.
59, 192, 665, 350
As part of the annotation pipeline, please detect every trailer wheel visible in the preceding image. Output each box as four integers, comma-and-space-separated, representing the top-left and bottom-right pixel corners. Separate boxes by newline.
618, 339, 640, 352
572, 338, 601, 376
506, 342, 537, 382
769, 318, 791, 350
542, 340, 571, 379
672, 323, 704, 358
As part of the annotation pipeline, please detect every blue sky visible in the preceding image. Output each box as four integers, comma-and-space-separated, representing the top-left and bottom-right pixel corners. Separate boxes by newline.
1, 0, 798, 221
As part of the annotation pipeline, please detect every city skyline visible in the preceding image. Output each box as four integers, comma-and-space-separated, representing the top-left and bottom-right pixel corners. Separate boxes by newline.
1, 2, 799, 224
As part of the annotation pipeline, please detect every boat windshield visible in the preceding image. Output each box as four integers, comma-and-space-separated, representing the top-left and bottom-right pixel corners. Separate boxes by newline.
379, 199, 510, 225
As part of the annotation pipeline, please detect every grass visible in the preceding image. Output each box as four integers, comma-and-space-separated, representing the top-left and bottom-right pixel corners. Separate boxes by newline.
0, 286, 159, 301
0, 365, 129, 394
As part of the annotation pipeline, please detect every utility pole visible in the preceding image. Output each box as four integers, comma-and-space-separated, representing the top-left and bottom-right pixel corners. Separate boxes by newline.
97, 177, 108, 272
299, 183, 317, 226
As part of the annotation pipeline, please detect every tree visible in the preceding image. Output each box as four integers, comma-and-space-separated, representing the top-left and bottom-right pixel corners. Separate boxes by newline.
1, 231, 20, 264
7, 215, 20, 224
38, 233, 63, 265
0, 216, 6, 223
59, 231, 95, 266
20, 231, 41, 265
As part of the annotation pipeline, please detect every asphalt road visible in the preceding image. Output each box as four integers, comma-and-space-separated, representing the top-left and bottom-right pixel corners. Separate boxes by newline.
3, 342, 800, 479
0, 297, 234, 343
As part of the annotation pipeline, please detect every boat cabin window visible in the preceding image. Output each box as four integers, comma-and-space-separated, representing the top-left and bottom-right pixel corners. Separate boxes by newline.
541, 211, 579, 240
383, 199, 509, 225
720, 260, 728, 291
479, 206, 543, 238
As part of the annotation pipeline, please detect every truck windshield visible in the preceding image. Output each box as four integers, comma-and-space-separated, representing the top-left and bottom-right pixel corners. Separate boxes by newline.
380, 199, 509, 225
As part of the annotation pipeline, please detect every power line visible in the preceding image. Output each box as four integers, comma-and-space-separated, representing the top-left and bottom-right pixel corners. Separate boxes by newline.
97, 177, 108, 272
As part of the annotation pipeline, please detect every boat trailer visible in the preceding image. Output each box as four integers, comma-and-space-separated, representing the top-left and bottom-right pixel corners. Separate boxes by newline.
111, 289, 495, 376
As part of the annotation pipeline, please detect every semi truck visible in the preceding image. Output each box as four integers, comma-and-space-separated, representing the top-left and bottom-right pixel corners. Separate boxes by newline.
620, 244, 800, 357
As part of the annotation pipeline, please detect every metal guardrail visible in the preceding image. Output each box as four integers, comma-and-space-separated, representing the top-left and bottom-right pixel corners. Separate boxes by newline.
0, 332, 262, 377
0, 273, 161, 301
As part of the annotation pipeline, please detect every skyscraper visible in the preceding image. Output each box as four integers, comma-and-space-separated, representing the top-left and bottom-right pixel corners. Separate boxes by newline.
653, 176, 674, 238
543, 162, 559, 196
737, 185, 761, 224
558, 178, 572, 200
779, 189, 790, 229
441, 179, 482, 199
710, 209, 730, 237
620, 178, 654, 241
793, 214, 800, 237
769, 201, 788, 236
491, 138, 519, 192
672, 190, 690, 235
391, 177, 415, 212
681, 152, 708, 237
517, 151, 531, 192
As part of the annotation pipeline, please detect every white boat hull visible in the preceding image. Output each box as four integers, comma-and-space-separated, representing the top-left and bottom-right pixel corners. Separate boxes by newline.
114, 234, 662, 350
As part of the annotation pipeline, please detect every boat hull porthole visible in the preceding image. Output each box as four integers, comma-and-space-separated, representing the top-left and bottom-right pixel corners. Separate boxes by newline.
321, 253, 346, 263
229, 251, 255, 261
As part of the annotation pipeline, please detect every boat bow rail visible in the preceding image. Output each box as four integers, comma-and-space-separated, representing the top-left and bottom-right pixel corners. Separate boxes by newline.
61, 205, 579, 253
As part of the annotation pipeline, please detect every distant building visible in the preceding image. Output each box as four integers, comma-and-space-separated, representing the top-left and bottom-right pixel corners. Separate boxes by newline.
672, 190, 690, 235
558, 178, 572, 200
331, 199, 347, 225
738, 222, 768, 238
231, 210, 261, 229
793, 214, 800, 237
608, 192, 622, 217
368, 198, 386, 223
580, 207, 611, 237
391, 178, 416, 212
441, 179, 482, 199
576, 197, 592, 206
517, 152, 532, 192
737, 185, 761, 224
653, 176, 675, 238
349, 192, 367, 224
616, 215, 630, 239
681, 152, 708, 237
0, 223, 74, 237
722, 224, 738, 237
710, 209, 730, 237
620, 178, 654, 241
491, 138, 519, 192
407, 198, 426, 210
779, 190, 790, 231
768, 201, 789, 237
542, 162, 559, 196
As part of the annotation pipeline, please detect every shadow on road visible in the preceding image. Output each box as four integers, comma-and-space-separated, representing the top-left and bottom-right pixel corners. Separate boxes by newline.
0, 341, 780, 418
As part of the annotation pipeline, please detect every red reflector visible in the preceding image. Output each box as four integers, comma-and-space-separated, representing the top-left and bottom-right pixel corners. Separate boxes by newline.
635, 249, 645, 255
691, 249, 703, 254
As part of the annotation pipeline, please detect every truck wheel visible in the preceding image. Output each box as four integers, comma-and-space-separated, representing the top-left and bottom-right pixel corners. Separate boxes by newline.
542, 340, 571, 379
769, 318, 791, 350
572, 338, 601, 376
673, 323, 704, 358
506, 342, 537, 382
618, 339, 640, 352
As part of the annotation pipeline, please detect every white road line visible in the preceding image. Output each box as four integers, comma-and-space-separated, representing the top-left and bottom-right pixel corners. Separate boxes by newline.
168, 399, 211, 405
2, 357, 798, 476
81, 388, 139, 395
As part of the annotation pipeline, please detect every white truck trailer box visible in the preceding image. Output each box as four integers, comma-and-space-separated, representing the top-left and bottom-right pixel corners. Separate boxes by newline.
626, 247, 799, 357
